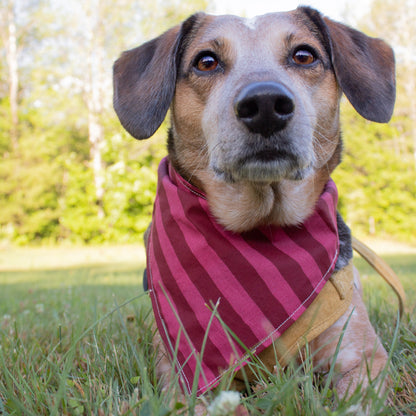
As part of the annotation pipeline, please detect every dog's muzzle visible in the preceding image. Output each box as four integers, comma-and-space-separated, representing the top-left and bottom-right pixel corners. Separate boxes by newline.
234, 81, 295, 138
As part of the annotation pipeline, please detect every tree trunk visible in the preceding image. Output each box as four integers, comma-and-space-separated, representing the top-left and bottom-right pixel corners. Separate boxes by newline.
6, 4, 19, 151
85, 0, 105, 218
408, 75, 416, 171
88, 108, 105, 218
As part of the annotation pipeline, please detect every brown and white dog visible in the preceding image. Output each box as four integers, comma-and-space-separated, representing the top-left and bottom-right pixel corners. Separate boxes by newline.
113, 6, 395, 409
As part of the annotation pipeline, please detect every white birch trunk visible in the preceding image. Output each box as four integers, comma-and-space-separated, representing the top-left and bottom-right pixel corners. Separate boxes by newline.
85, 0, 105, 218
5, 3, 19, 150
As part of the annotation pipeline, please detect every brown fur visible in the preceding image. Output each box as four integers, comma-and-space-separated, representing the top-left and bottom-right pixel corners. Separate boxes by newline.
113, 6, 395, 412
169, 11, 343, 231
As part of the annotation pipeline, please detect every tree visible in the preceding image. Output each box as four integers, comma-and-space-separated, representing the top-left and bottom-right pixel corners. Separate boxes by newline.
1, 0, 20, 150
0, 0, 209, 245
54, 0, 209, 221
334, 102, 416, 242
0, 0, 48, 152
328, 0, 416, 243
364, 0, 416, 170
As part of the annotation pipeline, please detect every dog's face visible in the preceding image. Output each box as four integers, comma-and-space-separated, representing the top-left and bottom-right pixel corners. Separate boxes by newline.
113, 7, 395, 231
172, 12, 340, 184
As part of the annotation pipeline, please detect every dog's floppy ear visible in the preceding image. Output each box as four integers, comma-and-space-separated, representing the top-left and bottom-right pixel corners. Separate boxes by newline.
113, 28, 180, 139
113, 14, 201, 139
299, 7, 395, 123
323, 16, 396, 123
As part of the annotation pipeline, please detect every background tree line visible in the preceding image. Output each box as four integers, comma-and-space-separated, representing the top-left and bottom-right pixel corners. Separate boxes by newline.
0, 0, 415, 245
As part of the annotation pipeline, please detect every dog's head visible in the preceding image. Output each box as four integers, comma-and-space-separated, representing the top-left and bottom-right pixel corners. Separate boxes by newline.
113, 7, 395, 232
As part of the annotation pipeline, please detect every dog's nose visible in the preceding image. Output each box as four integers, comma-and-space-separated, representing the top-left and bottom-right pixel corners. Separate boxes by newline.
234, 82, 295, 137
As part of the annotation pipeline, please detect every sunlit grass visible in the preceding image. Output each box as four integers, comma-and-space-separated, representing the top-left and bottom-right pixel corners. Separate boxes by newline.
0, 246, 415, 415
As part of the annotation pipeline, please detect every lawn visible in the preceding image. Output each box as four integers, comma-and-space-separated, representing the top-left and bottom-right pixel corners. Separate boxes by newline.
0, 244, 415, 415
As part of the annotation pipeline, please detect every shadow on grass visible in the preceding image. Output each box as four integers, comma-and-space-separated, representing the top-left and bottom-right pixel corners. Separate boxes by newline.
0, 262, 147, 319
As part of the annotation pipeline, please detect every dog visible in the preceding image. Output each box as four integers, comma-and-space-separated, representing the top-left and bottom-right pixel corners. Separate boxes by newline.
113, 6, 396, 410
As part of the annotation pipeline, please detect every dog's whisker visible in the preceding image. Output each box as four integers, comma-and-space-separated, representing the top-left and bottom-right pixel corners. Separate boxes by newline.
186, 143, 210, 182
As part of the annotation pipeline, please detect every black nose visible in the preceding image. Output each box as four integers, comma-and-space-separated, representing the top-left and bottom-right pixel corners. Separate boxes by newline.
234, 82, 295, 137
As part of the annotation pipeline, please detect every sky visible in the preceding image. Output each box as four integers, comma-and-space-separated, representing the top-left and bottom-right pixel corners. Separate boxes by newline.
213, 0, 373, 22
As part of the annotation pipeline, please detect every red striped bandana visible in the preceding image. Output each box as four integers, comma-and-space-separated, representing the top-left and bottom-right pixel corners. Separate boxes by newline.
147, 157, 339, 394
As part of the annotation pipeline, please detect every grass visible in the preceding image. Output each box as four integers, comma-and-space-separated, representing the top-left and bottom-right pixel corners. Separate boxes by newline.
0, 244, 415, 415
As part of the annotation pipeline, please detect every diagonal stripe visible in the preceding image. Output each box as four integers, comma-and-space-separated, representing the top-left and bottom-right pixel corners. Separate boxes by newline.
148, 223, 199, 388
151, 198, 230, 377
177, 191, 295, 331
244, 227, 316, 300
156, 180, 264, 374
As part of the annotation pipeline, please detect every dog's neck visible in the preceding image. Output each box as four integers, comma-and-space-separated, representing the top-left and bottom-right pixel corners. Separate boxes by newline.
169, 157, 334, 233
196, 169, 331, 232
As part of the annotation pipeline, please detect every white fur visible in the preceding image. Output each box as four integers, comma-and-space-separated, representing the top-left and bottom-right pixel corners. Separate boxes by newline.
244, 16, 259, 30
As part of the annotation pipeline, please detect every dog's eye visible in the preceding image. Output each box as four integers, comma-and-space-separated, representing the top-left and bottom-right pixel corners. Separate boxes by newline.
292, 49, 316, 66
195, 53, 219, 72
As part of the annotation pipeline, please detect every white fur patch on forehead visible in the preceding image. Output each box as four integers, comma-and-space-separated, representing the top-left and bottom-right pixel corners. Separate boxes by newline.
242, 12, 293, 31
243, 16, 259, 30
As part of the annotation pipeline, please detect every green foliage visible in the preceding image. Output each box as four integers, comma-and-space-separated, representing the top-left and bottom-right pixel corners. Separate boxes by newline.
0, 0, 415, 245
0, 98, 12, 154
59, 128, 165, 244
0, 107, 65, 244
0, 96, 166, 244
333, 102, 416, 242
0, 0, 208, 246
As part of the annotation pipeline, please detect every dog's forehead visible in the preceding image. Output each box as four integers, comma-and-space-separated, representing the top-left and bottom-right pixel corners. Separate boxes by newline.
192, 10, 315, 46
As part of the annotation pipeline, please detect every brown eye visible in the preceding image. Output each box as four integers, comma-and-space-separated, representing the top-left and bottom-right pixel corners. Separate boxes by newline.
195, 54, 219, 72
292, 49, 316, 66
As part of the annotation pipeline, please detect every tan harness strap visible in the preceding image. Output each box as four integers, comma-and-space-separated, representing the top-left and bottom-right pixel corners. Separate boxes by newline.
233, 241, 405, 386
352, 236, 405, 318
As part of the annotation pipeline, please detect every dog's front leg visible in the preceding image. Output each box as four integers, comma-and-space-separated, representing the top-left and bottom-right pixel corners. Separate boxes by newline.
152, 328, 211, 415
309, 268, 389, 399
